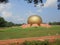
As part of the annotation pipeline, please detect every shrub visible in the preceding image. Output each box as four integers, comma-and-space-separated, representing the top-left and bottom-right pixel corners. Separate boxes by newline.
6, 39, 60, 45
22, 40, 49, 45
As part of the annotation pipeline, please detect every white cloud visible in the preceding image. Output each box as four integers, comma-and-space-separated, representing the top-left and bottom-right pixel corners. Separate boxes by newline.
36, 3, 43, 13
10, 15, 24, 21
36, 3, 42, 7
0, 3, 11, 12
1, 11, 12, 18
36, 0, 57, 13
37, 9, 42, 12
0, 3, 12, 18
17, 18, 24, 21
0, 3, 24, 23
26, 11, 37, 16
44, 0, 57, 8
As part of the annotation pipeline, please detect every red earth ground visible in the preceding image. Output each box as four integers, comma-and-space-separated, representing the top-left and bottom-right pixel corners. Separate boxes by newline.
0, 35, 60, 45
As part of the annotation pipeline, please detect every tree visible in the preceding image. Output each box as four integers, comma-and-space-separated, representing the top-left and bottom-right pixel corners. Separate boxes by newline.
25, 0, 43, 3
0, 0, 59, 10
5, 22, 14, 27
0, 17, 7, 27
57, 0, 60, 10
25, 0, 44, 6
0, 17, 14, 27
25, 0, 60, 10
49, 22, 60, 25
0, 0, 8, 3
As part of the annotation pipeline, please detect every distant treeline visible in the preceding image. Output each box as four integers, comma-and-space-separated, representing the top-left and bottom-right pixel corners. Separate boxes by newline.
0, 17, 60, 27
0, 17, 22, 27
49, 22, 60, 25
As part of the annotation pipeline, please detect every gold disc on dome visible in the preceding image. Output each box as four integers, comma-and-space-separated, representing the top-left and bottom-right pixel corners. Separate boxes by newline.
27, 15, 42, 25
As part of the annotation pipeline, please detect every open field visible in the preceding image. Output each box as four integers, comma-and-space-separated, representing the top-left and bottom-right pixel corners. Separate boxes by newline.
0, 25, 60, 40
0, 35, 60, 45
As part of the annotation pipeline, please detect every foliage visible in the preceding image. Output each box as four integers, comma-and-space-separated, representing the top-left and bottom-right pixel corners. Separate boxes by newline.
49, 22, 60, 25
0, 17, 22, 27
0, 17, 14, 27
58, 0, 60, 10
0, 17, 7, 27
0, 0, 8, 3
22, 40, 49, 45
8, 39, 60, 45
54, 39, 60, 45
0, 0, 59, 10
21, 39, 60, 45
25, 0, 44, 6
25, 0, 43, 3
5, 22, 14, 27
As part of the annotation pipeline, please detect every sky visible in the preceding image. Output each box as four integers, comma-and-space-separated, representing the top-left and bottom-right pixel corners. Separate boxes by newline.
0, 0, 60, 24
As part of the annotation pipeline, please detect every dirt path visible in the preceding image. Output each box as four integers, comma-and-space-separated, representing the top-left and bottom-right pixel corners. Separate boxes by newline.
0, 35, 60, 45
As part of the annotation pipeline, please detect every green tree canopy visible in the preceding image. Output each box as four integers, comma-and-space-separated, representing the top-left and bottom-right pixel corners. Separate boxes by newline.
0, 17, 7, 27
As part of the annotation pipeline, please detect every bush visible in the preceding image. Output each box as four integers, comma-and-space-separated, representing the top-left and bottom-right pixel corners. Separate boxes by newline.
7, 39, 60, 45
54, 39, 60, 45
22, 40, 49, 45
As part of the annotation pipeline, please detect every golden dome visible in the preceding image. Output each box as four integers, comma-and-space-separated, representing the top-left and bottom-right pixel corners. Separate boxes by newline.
27, 15, 42, 25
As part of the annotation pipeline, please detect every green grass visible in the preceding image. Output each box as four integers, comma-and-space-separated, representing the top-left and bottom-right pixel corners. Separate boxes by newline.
0, 25, 60, 40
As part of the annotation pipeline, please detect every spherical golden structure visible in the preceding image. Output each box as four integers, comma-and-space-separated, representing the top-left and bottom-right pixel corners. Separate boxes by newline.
27, 15, 42, 25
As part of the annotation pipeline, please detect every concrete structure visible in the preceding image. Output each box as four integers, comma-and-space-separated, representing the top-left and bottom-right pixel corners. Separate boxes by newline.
21, 15, 51, 28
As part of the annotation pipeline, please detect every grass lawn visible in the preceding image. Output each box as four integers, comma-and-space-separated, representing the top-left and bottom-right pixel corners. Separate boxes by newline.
0, 25, 60, 40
